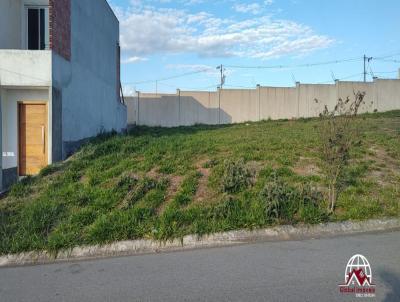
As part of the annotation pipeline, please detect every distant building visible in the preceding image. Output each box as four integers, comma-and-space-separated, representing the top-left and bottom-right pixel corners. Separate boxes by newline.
0, 0, 127, 191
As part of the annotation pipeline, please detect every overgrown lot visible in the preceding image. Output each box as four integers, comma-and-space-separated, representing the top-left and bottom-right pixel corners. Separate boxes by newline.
1, 111, 399, 255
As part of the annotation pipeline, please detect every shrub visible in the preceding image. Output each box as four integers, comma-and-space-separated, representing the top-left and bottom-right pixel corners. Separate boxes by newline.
221, 159, 254, 193
259, 173, 326, 223
259, 176, 298, 221
316, 91, 367, 212
297, 184, 327, 224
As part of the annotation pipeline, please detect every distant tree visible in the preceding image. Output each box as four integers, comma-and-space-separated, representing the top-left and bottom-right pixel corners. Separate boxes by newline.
316, 92, 366, 213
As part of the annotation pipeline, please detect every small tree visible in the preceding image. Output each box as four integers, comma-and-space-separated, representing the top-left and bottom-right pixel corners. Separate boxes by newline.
316, 92, 366, 213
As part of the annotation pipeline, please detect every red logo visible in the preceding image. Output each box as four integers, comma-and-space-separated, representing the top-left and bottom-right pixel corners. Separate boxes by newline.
339, 254, 376, 298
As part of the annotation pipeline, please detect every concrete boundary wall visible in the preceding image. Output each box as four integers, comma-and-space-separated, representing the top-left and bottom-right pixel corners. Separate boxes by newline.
126, 79, 400, 127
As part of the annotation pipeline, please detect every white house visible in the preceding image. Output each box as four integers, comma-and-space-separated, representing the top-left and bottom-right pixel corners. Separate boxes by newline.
0, 0, 127, 191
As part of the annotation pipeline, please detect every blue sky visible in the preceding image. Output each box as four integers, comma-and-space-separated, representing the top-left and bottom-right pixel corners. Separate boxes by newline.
109, 0, 400, 94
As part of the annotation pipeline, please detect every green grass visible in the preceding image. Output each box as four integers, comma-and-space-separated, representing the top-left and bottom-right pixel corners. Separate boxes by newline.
0, 111, 399, 255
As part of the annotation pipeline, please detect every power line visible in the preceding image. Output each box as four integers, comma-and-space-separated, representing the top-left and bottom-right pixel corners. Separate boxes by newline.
158, 82, 218, 91
122, 68, 211, 85
363, 54, 373, 82
225, 57, 362, 70
315, 73, 364, 84
224, 51, 399, 76
365, 51, 400, 63
122, 50, 400, 89
372, 70, 399, 74
224, 84, 256, 89
368, 63, 375, 79
374, 58, 400, 63
372, 51, 400, 60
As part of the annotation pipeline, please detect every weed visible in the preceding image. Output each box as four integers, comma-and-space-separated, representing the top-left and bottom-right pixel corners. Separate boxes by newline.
259, 173, 326, 223
220, 159, 254, 193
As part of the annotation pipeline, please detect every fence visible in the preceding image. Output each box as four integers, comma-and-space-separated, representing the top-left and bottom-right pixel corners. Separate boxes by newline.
125, 79, 400, 127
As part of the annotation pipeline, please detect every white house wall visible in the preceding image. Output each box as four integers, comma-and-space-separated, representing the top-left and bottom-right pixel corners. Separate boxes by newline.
1, 88, 51, 170
0, 50, 52, 87
0, 0, 22, 49
0, 0, 49, 50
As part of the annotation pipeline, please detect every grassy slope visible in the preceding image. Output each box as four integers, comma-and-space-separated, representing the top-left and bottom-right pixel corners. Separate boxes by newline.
0, 111, 399, 254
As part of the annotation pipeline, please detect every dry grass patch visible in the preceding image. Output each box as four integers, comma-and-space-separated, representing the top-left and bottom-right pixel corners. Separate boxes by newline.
292, 156, 321, 177
366, 145, 400, 186
157, 174, 184, 213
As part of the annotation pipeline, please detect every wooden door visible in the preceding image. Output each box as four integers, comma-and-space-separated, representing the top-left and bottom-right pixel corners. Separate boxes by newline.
18, 103, 48, 175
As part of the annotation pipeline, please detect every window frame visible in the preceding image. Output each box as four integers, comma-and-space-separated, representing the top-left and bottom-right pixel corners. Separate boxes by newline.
24, 5, 50, 50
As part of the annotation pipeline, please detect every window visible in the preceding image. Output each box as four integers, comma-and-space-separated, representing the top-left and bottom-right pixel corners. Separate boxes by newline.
27, 7, 49, 50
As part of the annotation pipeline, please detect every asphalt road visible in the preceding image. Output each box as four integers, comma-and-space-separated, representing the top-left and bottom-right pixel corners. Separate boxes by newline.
1, 231, 399, 302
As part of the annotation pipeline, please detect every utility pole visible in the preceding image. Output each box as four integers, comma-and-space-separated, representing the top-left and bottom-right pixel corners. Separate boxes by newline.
216, 64, 225, 125
219, 64, 223, 88
363, 55, 373, 82
155, 80, 158, 95
216, 64, 225, 89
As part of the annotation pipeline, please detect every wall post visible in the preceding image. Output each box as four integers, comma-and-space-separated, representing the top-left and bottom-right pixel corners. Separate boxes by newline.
177, 89, 181, 126
218, 87, 221, 124
136, 91, 140, 125
256, 84, 261, 121
335, 79, 339, 106
296, 81, 300, 118
373, 77, 379, 111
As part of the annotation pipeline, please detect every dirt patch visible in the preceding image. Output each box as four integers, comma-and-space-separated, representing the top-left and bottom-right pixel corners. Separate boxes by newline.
192, 159, 265, 205
146, 167, 162, 179
368, 146, 398, 166
116, 173, 140, 209
365, 146, 400, 186
293, 156, 321, 177
79, 174, 89, 185
191, 158, 217, 205
166, 175, 183, 200
193, 166, 211, 203
246, 160, 264, 181
157, 174, 183, 213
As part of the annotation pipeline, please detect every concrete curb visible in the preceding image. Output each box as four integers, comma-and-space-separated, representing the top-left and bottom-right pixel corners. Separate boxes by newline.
1, 218, 399, 267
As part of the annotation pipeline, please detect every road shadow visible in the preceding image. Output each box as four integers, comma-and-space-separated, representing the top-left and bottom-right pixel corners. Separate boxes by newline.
377, 268, 400, 302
